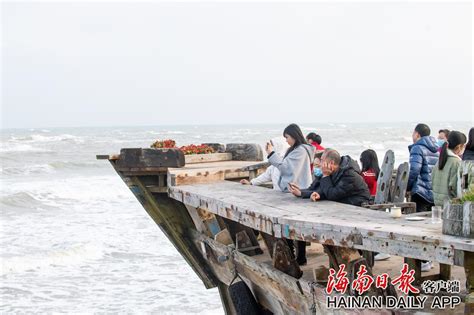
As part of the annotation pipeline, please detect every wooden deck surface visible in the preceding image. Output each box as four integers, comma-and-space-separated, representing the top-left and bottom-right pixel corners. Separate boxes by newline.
169, 180, 473, 266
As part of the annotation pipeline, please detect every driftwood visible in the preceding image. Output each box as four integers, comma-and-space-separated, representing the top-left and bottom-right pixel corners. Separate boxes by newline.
115, 148, 185, 169
375, 150, 395, 204
391, 162, 409, 203
226, 143, 264, 161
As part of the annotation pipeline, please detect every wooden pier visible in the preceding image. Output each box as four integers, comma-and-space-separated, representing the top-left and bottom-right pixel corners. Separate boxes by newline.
99, 145, 473, 314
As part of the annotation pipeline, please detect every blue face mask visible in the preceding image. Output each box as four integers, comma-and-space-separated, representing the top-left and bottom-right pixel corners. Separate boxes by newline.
314, 167, 323, 177
437, 139, 445, 147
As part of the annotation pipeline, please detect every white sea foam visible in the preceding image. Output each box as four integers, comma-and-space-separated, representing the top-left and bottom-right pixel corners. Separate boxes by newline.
1, 243, 104, 275
0, 164, 56, 175
0, 143, 52, 153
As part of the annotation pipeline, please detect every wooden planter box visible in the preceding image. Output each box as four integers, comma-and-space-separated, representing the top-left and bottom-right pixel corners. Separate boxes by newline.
184, 153, 233, 164
442, 202, 474, 238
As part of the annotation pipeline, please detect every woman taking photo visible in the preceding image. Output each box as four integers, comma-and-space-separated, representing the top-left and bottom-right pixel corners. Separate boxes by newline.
266, 123, 314, 193
265, 123, 314, 266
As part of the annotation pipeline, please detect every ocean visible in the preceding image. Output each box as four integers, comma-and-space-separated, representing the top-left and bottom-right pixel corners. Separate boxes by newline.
1, 122, 471, 313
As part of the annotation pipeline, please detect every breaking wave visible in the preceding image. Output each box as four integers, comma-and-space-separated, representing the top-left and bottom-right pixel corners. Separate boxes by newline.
0, 161, 103, 175
1, 243, 104, 275
9, 134, 84, 143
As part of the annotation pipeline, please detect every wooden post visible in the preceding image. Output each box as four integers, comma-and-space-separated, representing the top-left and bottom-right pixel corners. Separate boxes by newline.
219, 217, 263, 256
375, 150, 395, 204
248, 170, 258, 180
260, 232, 278, 258
465, 251, 474, 305
272, 240, 303, 279
217, 282, 237, 315
439, 263, 451, 281
404, 258, 421, 296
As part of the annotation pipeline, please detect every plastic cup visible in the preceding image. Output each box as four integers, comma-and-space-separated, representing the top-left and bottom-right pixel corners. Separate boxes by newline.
432, 206, 442, 224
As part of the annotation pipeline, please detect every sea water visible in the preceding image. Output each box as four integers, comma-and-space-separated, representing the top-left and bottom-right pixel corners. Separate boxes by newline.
1, 122, 471, 313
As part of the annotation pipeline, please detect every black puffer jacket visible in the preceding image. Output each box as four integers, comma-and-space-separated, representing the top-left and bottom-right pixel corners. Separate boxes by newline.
316, 156, 371, 206
463, 149, 474, 161
301, 176, 322, 199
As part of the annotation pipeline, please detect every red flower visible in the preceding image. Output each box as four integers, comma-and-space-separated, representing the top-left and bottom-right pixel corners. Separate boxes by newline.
150, 139, 176, 149
179, 144, 215, 155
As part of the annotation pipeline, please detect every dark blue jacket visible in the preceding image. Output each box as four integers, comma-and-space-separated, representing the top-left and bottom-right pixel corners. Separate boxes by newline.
407, 136, 439, 203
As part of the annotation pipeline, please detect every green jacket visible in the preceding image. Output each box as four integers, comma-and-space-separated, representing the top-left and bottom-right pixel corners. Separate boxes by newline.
431, 149, 462, 206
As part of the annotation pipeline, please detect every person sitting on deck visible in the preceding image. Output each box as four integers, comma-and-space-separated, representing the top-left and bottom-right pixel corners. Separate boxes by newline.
359, 149, 380, 199
288, 151, 324, 198
304, 149, 370, 206
265, 123, 315, 193
306, 132, 325, 151
240, 137, 289, 191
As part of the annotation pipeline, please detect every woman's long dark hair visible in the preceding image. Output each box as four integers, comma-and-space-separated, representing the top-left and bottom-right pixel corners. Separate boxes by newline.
439, 130, 467, 170
360, 149, 380, 179
282, 124, 307, 158
466, 127, 474, 151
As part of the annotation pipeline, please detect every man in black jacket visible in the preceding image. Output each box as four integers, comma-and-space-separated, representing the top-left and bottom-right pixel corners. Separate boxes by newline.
290, 149, 370, 206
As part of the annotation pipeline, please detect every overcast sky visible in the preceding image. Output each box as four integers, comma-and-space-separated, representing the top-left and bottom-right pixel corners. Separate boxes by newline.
1, 1, 472, 128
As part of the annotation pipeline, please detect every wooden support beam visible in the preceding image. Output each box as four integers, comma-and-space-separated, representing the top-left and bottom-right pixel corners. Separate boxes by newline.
272, 240, 303, 279
439, 263, 452, 281
465, 251, 474, 305
217, 282, 237, 315
260, 232, 278, 258
169, 181, 473, 266
220, 218, 263, 256
404, 258, 422, 296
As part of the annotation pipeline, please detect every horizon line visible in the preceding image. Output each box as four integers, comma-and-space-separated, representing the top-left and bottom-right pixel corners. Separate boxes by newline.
1, 120, 473, 131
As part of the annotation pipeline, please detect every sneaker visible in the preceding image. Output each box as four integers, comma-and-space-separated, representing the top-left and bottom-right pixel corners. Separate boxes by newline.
374, 253, 391, 261
421, 261, 433, 272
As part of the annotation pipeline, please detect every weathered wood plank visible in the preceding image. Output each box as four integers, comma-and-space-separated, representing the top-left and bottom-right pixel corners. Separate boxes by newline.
116, 148, 185, 168
375, 150, 395, 204
167, 161, 262, 186
193, 232, 389, 315
239, 162, 270, 172
168, 181, 474, 266
391, 162, 410, 203
96, 154, 120, 160
185, 153, 233, 164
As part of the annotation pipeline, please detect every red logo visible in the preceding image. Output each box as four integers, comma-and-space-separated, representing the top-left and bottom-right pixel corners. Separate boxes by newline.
391, 263, 420, 294
326, 264, 350, 294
